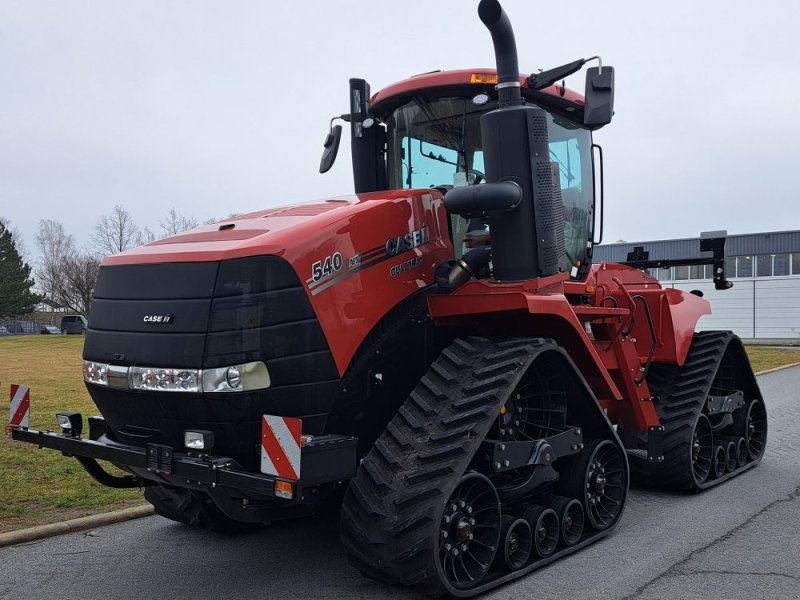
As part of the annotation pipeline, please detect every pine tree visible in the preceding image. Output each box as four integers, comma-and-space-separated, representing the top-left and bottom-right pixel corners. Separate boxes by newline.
0, 220, 41, 319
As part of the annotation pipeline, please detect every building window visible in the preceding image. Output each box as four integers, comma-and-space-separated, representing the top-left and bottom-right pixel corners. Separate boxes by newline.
737, 255, 753, 277
690, 265, 706, 280
757, 254, 772, 277
793, 253, 800, 275
656, 267, 672, 281
774, 253, 790, 276
674, 265, 689, 280
725, 258, 736, 279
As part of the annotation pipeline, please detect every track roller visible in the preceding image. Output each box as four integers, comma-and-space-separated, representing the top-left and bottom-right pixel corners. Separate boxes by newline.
712, 445, 726, 478
569, 439, 626, 531
551, 496, 584, 546
736, 437, 747, 468
724, 440, 737, 473
521, 506, 559, 558
497, 516, 532, 571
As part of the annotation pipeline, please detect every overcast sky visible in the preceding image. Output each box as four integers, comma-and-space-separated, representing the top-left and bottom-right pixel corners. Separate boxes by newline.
2, 0, 799, 262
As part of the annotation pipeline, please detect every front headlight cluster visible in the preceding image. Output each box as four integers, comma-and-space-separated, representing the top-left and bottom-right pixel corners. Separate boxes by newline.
83, 360, 270, 393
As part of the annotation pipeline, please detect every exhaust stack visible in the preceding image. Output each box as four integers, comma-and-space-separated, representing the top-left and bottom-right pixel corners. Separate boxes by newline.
446, 0, 565, 282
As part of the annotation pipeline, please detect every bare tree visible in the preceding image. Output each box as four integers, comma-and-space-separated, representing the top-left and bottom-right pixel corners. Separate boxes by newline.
160, 207, 199, 237
138, 226, 156, 245
35, 219, 76, 304
91, 204, 141, 257
53, 253, 100, 316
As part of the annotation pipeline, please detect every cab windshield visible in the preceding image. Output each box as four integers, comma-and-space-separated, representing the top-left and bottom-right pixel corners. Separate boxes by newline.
385, 96, 594, 269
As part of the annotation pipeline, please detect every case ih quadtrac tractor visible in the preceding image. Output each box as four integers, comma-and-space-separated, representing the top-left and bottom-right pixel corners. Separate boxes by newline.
10, 0, 767, 596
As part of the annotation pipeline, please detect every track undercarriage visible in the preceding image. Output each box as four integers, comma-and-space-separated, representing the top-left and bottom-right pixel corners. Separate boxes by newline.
340, 337, 628, 597
340, 329, 767, 596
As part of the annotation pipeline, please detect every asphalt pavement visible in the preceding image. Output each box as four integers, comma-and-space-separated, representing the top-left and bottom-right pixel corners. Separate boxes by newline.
1, 368, 799, 600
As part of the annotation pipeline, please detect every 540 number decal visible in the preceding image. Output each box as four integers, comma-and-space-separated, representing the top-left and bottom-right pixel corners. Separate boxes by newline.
310, 252, 343, 283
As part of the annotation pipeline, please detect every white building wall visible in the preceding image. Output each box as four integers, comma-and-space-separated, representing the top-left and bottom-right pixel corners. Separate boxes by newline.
669, 277, 800, 341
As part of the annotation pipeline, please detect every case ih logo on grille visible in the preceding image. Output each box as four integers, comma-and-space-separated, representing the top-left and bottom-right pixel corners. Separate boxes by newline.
261, 415, 302, 481
143, 314, 174, 324
9, 384, 30, 429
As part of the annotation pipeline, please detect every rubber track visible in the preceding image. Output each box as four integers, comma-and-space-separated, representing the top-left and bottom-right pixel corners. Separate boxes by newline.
339, 337, 553, 596
629, 331, 761, 490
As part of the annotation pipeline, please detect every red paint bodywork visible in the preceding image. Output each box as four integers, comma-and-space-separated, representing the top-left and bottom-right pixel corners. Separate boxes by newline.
102, 70, 713, 438
105, 190, 453, 375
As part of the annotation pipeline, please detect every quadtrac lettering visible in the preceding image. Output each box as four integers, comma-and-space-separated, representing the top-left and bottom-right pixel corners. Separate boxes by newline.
390, 255, 424, 278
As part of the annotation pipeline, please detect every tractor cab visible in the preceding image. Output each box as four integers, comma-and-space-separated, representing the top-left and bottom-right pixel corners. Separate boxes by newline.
321, 67, 613, 280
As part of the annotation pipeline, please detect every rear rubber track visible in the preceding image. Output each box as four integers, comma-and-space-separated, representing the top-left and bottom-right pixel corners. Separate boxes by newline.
629, 331, 764, 490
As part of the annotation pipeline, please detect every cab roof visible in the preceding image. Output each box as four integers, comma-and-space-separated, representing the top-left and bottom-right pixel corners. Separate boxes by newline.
370, 68, 591, 127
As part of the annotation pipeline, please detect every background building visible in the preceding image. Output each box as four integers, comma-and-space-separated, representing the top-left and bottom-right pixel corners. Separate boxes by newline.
593, 230, 800, 342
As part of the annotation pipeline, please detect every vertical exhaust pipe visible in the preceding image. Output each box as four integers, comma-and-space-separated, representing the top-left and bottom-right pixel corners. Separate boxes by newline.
444, 0, 565, 282
477, 0, 521, 106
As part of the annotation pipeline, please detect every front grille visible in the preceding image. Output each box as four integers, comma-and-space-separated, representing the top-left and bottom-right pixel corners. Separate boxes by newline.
84, 255, 340, 469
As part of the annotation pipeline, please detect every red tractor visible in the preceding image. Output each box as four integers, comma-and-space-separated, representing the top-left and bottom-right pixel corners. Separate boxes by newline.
10, 0, 766, 596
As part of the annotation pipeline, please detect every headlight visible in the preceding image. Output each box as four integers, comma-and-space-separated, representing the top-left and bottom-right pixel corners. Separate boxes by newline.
83, 361, 108, 385
129, 367, 201, 392
202, 361, 271, 393
83, 360, 270, 393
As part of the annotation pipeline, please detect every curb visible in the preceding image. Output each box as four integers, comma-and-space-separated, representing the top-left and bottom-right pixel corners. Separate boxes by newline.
755, 362, 800, 376
0, 504, 154, 549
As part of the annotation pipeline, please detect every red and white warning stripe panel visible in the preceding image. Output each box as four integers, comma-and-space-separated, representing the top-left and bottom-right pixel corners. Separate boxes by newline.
9, 384, 30, 429
261, 415, 302, 481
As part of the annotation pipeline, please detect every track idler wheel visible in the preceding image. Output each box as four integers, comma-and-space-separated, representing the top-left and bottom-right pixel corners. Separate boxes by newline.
743, 399, 767, 460
569, 439, 626, 531
724, 440, 737, 473
691, 414, 714, 485
438, 472, 501, 590
551, 496, 585, 546
497, 516, 532, 571
712, 445, 727, 478
521, 505, 559, 558
736, 437, 748, 468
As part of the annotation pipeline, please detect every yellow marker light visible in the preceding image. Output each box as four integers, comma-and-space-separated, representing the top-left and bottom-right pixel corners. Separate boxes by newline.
470, 73, 498, 84
499, 405, 507, 415
275, 480, 294, 500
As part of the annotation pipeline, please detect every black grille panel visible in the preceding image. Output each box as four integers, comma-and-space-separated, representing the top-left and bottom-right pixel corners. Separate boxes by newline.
84, 255, 341, 467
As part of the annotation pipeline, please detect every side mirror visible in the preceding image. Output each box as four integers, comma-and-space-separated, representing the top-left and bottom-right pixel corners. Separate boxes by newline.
319, 124, 342, 174
583, 66, 614, 127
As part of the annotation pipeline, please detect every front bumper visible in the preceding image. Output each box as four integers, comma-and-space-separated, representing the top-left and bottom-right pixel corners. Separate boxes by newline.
10, 426, 357, 502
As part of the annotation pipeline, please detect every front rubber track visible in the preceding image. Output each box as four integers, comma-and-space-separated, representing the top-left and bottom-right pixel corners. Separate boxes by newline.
339, 337, 624, 597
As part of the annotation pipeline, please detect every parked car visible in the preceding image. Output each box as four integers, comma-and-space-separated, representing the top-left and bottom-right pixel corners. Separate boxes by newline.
0, 325, 8, 335
60, 315, 88, 335
40, 325, 61, 334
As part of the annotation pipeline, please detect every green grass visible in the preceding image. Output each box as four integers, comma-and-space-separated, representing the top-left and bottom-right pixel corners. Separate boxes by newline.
745, 346, 800, 373
0, 336, 143, 533
0, 336, 798, 533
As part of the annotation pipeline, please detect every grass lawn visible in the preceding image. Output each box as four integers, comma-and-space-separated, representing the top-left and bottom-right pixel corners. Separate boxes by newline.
0, 336, 143, 533
0, 336, 798, 533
